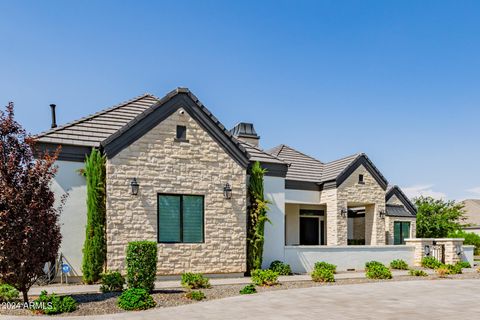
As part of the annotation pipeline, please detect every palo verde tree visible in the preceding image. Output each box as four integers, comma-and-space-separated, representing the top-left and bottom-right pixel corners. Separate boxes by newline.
81, 148, 106, 284
415, 196, 466, 238
0, 102, 62, 303
246, 161, 270, 273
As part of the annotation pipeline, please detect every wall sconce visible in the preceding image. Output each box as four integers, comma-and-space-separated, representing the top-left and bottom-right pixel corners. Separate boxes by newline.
424, 245, 431, 256
223, 183, 232, 199
130, 178, 139, 195
340, 208, 347, 218
456, 245, 463, 256
379, 210, 386, 219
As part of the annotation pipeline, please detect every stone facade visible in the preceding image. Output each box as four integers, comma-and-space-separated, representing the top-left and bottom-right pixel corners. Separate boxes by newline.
105, 108, 247, 275
385, 216, 417, 245
405, 238, 465, 266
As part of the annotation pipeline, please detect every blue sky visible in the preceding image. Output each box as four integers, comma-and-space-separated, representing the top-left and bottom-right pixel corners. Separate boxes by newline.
1, 0, 479, 200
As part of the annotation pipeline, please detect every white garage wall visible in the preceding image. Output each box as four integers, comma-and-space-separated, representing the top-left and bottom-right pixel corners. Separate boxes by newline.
51, 160, 87, 276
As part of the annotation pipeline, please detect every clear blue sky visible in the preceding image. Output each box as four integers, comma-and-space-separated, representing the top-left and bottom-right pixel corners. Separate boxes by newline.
1, 0, 479, 200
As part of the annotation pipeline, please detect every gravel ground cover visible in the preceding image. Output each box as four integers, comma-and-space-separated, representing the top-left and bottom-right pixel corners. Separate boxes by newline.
2, 272, 479, 317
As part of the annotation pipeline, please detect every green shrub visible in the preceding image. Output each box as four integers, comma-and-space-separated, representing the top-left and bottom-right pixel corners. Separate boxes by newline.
181, 273, 211, 289
365, 261, 384, 271
446, 264, 462, 275
239, 284, 257, 294
251, 269, 279, 286
314, 261, 337, 274
100, 271, 125, 293
117, 288, 156, 311
0, 284, 19, 302
185, 290, 206, 301
390, 259, 409, 270
448, 230, 480, 255
456, 261, 471, 269
436, 266, 449, 277
269, 260, 292, 275
365, 263, 392, 280
409, 269, 428, 277
421, 256, 443, 269
32, 291, 77, 315
311, 267, 335, 282
126, 241, 158, 292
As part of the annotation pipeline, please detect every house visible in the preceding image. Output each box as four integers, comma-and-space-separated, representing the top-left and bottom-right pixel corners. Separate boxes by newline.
35, 88, 417, 275
460, 199, 480, 235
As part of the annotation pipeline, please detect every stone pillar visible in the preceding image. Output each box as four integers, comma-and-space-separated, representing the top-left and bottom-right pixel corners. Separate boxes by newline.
405, 238, 434, 266
435, 239, 465, 265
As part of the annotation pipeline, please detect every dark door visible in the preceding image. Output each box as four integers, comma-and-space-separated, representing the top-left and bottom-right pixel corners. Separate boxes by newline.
300, 217, 319, 245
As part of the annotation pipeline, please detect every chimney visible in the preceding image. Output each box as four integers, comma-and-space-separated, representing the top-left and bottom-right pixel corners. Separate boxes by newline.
230, 122, 260, 147
50, 104, 57, 128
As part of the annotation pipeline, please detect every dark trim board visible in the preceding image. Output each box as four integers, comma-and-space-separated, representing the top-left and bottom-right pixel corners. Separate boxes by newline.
285, 179, 320, 191
35, 142, 92, 162
101, 92, 250, 168
251, 162, 288, 178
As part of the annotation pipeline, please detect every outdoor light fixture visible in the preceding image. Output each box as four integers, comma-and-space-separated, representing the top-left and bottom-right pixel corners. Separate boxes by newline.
424, 245, 431, 256
379, 210, 386, 219
456, 245, 463, 256
223, 183, 232, 199
130, 178, 139, 195
340, 208, 347, 218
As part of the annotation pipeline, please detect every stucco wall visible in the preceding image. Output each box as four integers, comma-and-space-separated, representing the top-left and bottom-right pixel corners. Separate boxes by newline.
285, 203, 326, 246
51, 160, 87, 276
105, 108, 247, 275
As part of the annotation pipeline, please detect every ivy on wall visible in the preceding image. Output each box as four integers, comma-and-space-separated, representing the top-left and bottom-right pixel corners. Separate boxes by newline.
246, 161, 270, 273
81, 148, 106, 284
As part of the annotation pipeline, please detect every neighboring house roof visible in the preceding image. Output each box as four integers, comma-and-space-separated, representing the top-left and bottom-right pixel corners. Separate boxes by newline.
460, 199, 480, 227
386, 185, 417, 215
268, 145, 388, 190
36, 88, 250, 168
386, 204, 415, 217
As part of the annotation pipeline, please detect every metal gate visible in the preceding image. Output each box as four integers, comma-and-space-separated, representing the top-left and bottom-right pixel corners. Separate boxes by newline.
431, 244, 445, 263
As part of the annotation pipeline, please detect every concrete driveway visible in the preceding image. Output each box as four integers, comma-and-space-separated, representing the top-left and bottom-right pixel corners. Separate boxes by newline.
3, 279, 479, 319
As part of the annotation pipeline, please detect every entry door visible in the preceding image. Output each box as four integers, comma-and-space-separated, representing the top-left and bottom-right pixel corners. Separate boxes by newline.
300, 217, 319, 245
394, 222, 410, 245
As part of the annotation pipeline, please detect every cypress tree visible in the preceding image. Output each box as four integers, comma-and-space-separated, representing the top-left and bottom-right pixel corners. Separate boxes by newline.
82, 148, 106, 284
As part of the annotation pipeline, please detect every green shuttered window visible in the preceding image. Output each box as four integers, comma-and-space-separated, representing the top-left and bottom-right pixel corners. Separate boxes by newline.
158, 194, 204, 243
393, 221, 410, 245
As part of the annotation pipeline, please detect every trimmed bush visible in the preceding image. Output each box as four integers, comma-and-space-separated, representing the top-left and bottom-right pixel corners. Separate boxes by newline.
390, 259, 409, 270
365, 261, 383, 271
365, 262, 392, 280
421, 257, 443, 269
117, 288, 156, 311
269, 260, 292, 275
409, 269, 428, 277
100, 271, 125, 293
446, 264, 462, 275
32, 291, 77, 315
436, 266, 449, 278
181, 273, 211, 289
311, 267, 335, 282
314, 262, 337, 274
185, 290, 206, 301
251, 269, 279, 286
126, 241, 158, 292
0, 284, 19, 302
456, 261, 471, 269
239, 284, 257, 294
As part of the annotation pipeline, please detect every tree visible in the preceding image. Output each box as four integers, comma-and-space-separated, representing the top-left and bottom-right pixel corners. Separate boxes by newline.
0, 102, 62, 303
415, 196, 466, 238
81, 148, 106, 284
246, 161, 270, 273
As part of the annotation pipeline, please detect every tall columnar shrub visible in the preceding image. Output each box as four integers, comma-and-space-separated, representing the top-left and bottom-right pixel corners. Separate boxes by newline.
247, 161, 270, 273
126, 241, 158, 292
0, 103, 62, 303
82, 149, 106, 284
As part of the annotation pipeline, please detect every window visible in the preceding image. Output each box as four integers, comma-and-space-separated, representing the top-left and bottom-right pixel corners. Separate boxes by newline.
393, 221, 410, 245
175, 125, 187, 141
158, 194, 204, 243
358, 174, 365, 184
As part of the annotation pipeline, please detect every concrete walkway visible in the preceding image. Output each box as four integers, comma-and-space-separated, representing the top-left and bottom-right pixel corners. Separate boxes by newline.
8, 279, 480, 319
27, 269, 437, 295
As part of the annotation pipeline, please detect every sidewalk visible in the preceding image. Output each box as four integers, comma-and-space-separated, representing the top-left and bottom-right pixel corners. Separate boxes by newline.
28, 269, 445, 296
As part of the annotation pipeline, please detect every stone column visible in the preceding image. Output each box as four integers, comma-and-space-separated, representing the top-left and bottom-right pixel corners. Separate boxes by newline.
405, 238, 434, 266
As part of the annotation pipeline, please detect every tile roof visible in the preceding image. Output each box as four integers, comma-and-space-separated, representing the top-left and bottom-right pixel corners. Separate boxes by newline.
36, 94, 159, 147
386, 204, 415, 217
239, 141, 286, 164
268, 145, 323, 181
321, 153, 362, 182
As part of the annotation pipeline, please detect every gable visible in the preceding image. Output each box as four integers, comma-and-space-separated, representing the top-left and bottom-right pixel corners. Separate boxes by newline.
335, 154, 388, 190
101, 89, 249, 168
386, 186, 416, 215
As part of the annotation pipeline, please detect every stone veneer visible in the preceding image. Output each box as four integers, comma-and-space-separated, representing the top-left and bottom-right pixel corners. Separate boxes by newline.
385, 194, 417, 245
105, 108, 247, 275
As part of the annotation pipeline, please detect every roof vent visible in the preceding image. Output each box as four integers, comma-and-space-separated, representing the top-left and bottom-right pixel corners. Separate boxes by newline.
230, 122, 260, 147
50, 104, 57, 128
